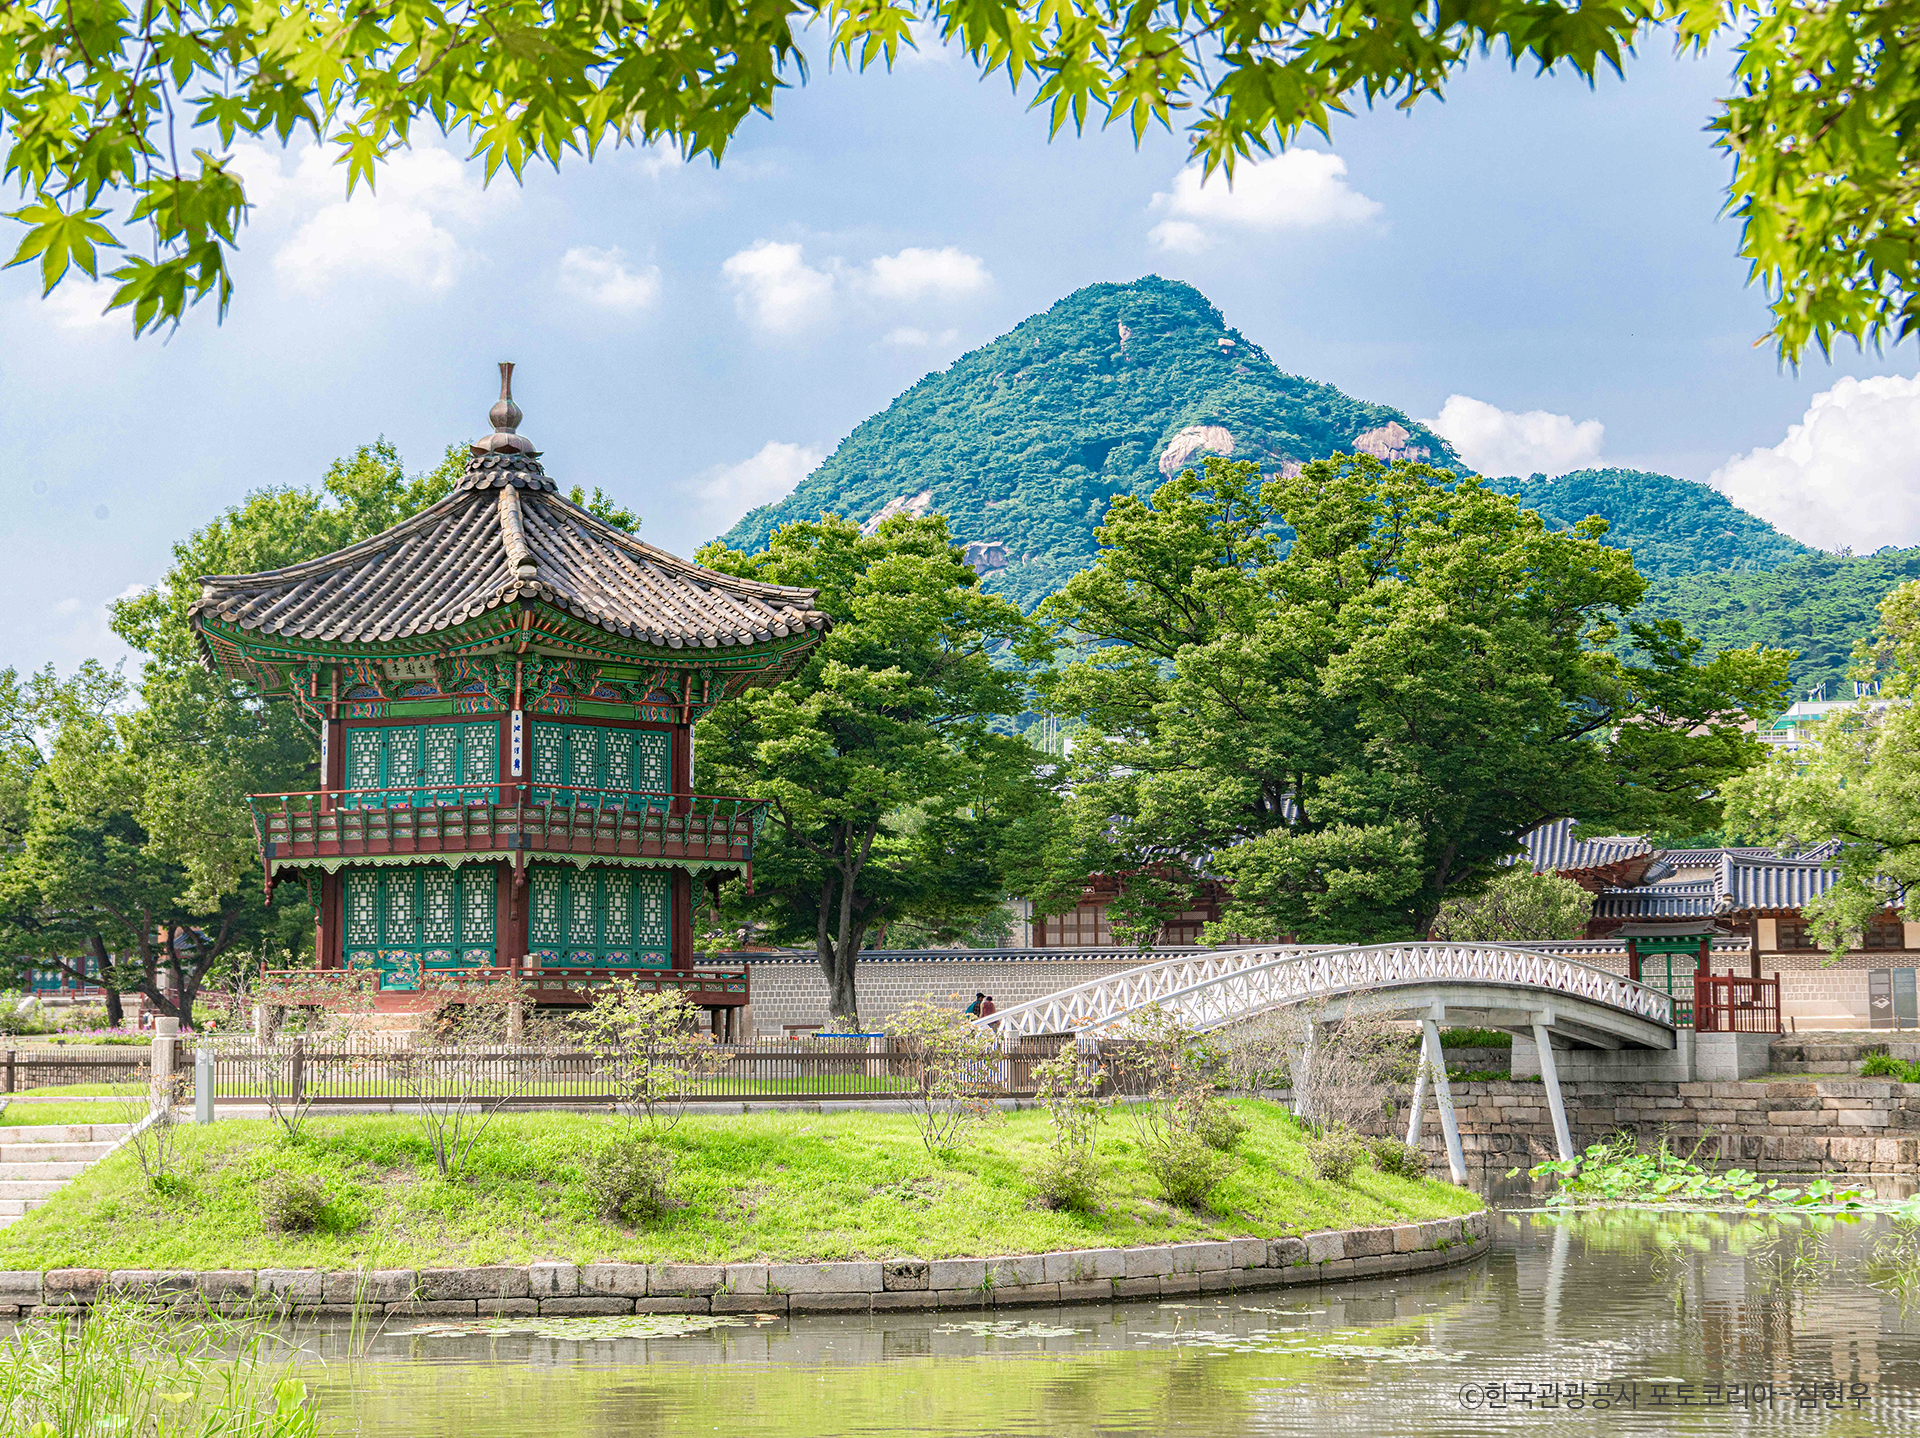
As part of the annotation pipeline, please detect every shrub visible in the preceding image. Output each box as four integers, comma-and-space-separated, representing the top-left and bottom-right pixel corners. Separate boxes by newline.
259, 1172, 332, 1233
1306, 1126, 1361, 1183
1144, 1130, 1232, 1209
1032, 1143, 1103, 1211
1195, 1101, 1247, 1152
1370, 1136, 1428, 1180
586, 1133, 677, 1224
1033, 1047, 1107, 1210
883, 1001, 1004, 1155
1861, 1053, 1913, 1080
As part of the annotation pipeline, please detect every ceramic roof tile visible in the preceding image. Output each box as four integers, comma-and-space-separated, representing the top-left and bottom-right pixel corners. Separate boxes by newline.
189, 403, 829, 659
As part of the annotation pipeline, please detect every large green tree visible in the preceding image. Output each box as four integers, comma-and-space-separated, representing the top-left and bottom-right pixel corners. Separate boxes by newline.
0, 660, 308, 1021
1724, 578, 1920, 959
0, 0, 1906, 357
1033, 455, 1790, 944
695, 513, 1053, 1022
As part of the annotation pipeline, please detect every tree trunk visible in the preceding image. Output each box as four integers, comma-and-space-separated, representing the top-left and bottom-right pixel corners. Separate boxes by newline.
822, 940, 858, 1027
88, 935, 123, 1028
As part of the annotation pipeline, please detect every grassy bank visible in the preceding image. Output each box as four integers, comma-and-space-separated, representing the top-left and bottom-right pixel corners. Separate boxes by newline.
0, 1099, 128, 1126
0, 1102, 1479, 1270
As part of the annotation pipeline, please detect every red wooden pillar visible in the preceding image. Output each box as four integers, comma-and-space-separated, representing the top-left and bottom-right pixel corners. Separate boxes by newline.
496, 859, 526, 973
314, 711, 346, 970
315, 872, 342, 969
1626, 938, 1641, 984
1750, 918, 1762, 980
672, 722, 694, 970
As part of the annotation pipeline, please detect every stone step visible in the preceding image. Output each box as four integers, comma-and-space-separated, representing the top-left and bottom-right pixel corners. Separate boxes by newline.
0, 1141, 115, 1163
0, 1161, 90, 1180
0, 1123, 131, 1143
0, 1197, 49, 1217
0, 1179, 66, 1199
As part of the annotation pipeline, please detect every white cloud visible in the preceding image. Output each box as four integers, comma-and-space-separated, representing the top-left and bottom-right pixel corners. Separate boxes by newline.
883, 326, 959, 348
864, 246, 990, 303
1148, 151, 1382, 250
693, 441, 825, 528
227, 140, 505, 293
558, 246, 660, 312
722, 241, 835, 334
1426, 394, 1605, 477
35, 276, 120, 331
1709, 374, 1920, 551
1148, 221, 1209, 255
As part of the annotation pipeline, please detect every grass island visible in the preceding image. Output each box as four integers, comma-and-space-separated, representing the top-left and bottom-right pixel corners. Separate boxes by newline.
0, 1101, 1480, 1272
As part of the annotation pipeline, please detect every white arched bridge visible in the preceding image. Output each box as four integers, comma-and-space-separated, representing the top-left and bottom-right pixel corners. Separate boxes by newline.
982, 943, 1681, 1180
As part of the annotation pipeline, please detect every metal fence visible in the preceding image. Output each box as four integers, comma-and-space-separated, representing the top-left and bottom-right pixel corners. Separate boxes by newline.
198, 1035, 1078, 1105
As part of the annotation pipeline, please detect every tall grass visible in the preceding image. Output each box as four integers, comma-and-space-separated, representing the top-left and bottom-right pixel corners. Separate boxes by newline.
0, 1298, 317, 1437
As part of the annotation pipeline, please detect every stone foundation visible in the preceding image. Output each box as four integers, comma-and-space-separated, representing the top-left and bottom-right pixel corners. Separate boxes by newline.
1390, 1077, 1920, 1176
0, 1215, 1489, 1319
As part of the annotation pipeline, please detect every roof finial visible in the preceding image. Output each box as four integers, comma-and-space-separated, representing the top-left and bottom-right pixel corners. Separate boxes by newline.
469, 361, 538, 458
490, 361, 522, 434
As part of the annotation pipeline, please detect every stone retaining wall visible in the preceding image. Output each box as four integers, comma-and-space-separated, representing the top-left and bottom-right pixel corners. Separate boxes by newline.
1392, 1078, 1920, 1176
0, 1214, 1488, 1319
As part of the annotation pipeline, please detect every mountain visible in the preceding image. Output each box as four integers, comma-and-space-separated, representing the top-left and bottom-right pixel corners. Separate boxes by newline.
1488, 469, 1816, 581
1634, 547, 1920, 696
720, 276, 1917, 700
721, 276, 1461, 610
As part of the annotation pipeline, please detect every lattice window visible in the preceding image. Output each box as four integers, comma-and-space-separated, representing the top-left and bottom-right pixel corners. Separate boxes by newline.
605, 872, 631, 939
347, 729, 383, 797
462, 723, 498, 787
462, 867, 495, 944
530, 868, 562, 946
568, 871, 600, 948
422, 869, 456, 944
634, 731, 670, 792
423, 726, 459, 790
569, 727, 600, 794
386, 730, 421, 792
386, 873, 414, 934
635, 872, 670, 952
533, 725, 564, 789
604, 731, 632, 791
527, 865, 670, 967
345, 870, 380, 948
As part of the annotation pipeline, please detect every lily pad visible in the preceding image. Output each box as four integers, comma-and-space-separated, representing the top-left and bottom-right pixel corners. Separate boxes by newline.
387, 1314, 749, 1341
936, 1320, 1086, 1340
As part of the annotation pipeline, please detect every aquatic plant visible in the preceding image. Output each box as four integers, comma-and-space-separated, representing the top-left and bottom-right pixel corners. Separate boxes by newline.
0, 1298, 316, 1437
1528, 1134, 1873, 1210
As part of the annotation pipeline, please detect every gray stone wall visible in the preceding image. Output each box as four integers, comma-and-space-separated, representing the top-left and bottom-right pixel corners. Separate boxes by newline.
745, 955, 1147, 1034
1381, 1077, 1920, 1178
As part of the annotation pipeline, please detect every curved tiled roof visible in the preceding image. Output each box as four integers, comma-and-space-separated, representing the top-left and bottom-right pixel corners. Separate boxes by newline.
1592, 883, 1719, 921
190, 400, 829, 657
1715, 854, 1841, 912
1519, 819, 1652, 875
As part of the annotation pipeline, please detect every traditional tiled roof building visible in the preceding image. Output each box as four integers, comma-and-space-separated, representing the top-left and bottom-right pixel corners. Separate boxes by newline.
190, 367, 828, 1027
1523, 824, 1916, 1029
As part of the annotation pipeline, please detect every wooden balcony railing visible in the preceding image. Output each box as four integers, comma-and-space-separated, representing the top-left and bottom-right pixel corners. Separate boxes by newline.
1693, 972, 1782, 1034
247, 786, 767, 869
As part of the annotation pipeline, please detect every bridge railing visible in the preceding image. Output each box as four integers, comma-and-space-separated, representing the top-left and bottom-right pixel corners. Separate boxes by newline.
982, 942, 1676, 1038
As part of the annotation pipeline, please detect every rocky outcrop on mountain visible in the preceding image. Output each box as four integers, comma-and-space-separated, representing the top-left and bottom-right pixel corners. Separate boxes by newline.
721, 277, 1460, 609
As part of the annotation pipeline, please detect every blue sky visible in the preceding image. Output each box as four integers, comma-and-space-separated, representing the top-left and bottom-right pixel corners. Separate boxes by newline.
5, 33, 1919, 678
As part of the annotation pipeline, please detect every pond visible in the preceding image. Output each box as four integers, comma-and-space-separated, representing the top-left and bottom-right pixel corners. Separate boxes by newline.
299, 1208, 1920, 1435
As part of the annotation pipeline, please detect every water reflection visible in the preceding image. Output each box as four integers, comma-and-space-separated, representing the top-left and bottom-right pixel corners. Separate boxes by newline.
306, 1213, 1920, 1436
